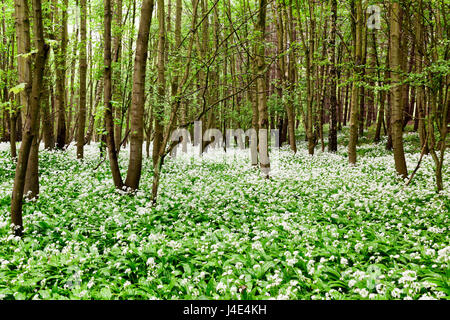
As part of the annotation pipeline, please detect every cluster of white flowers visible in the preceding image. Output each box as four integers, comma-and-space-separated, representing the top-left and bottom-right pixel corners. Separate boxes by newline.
216, 281, 227, 294
437, 246, 450, 263
0, 134, 447, 300
398, 270, 417, 284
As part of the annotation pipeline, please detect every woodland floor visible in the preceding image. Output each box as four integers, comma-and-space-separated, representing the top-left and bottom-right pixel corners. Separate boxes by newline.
0, 129, 448, 300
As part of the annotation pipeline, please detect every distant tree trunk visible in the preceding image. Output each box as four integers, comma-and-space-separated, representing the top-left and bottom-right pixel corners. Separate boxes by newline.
414, 0, 428, 153
66, 23, 78, 145
151, 0, 165, 168
374, 30, 386, 143
13, 0, 28, 154
256, 0, 269, 176
113, 0, 123, 148
104, 0, 123, 189
390, 1, 408, 179
85, 80, 102, 144
55, 0, 68, 150
250, 44, 259, 164
77, 0, 87, 159
358, 22, 367, 137
286, 1, 297, 153
171, 0, 182, 107
275, 1, 287, 148
124, 0, 155, 190
42, 67, 55, 149
328, 0, 338, 152
348, 0, 362, 164
343, 84, 349, 127
10, 111, 17, 158
295, 0, 315, 155
11, 0, 49, 236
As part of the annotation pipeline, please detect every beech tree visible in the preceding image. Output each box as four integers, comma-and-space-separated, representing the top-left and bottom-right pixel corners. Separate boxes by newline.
124, 0, 155, 190
10, 0, 49, 236
77, 0, 87, 159
389, 1, 408, 178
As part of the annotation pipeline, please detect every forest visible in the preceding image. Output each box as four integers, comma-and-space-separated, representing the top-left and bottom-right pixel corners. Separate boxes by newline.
0, 0, 448, 301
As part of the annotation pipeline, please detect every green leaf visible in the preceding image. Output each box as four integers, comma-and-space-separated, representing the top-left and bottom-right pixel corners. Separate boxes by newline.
9, 83, 26, 95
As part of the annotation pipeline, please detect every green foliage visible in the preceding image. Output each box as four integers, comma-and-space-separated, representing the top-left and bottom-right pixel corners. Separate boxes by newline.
0, 131, 448, 300
9, 83, 26, 95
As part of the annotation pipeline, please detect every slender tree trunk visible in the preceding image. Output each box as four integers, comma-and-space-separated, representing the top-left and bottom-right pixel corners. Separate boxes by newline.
113, 0, 123, 148
9, 32, 17, 158
328, 0, 338, 152
23, 106, 39, 198
256, 0, 269, 176
152, 0, 165, 168
124, 0, 155, 190
55, 0, 67, 150
42, 67, 54, 149
414, 0, 428, 153
374, 30, 387, 143
77, 0, 87, 159
286, 1, 296, 153
390, 1, 408, 178
85, 80, 102, 144
348, 0, 362, 164
358, 23, 367, 137
11, 0, 49, 236
104, 0, 124, 189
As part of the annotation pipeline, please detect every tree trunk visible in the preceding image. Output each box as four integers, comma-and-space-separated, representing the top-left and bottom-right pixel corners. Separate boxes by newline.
104, 0, 124, 189
348, 0, 362, 164
256, 0, 269, 176
390, 1, 408, 179
152, 0, 166, 168
286, 1, 297, 153
113, 0, 123, 148
55, 0, 67, 150
328, 0, 338, 152
414, 0, 428, 154
11, 0, 49, 236
124, 0, 155, 190
77, 0, 87, 159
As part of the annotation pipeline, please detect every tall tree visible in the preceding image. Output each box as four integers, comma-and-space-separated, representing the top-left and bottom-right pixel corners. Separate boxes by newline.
286, 0, 297, 153
328, 0, 338, 152
113, 0, 123, 148
347, 0, 363, 164
124, 0, 155, 190
77, 0, 87, 159
256, 0, 269, 175
390, 1, 408, 178
104, 0, 124, 189
151, 0, 165, 169
11, 0, 49, 236
55, 0, 68, 149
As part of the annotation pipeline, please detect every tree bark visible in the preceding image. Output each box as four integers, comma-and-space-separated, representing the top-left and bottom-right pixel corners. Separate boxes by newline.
113, 0, 123, 148
11, 0, 49, 236
77, 0, 87, 159
55, 0, 67, 150
124, 0, 155, 190
390, 1, 408, 178
256, 0, 269, 176
348, 0, 362, 164
328, 0, 338, 152
104, 0, 124, 189
152, 0, 166, 168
